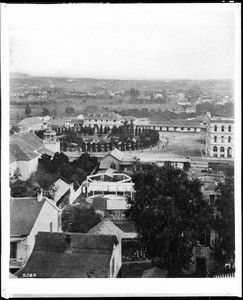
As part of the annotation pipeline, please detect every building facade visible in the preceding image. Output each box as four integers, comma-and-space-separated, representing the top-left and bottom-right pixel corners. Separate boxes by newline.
206, 112, 234, 159
10, 192, 60, 274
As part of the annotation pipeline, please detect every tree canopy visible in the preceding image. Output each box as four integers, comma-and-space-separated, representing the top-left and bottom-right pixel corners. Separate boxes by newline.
126, 163, 213, 276
211, 170, 235, 272
10, 152, 98, 198
25, 103, 31, 117
61, 205, 102, 233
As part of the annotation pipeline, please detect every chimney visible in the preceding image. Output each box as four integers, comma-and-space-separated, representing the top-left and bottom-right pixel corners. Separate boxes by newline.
36, 188, 43, 202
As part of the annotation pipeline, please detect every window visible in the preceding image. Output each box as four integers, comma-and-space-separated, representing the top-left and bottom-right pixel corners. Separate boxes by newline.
50, 222, 53, 232
228, 125, 231, 132
221, 136, 224, 143
214, 125, 217, 132
221, 125, 224, 132
213, 146, 218, 157
181, 127, 184, 130
228, 136, 231, 143
220, 147, 225, 158
95, 119, 97, 122
10, 242, 17, 259
227, 147, 232, 158
187, 128, 190, 131
214, 136, 217, 143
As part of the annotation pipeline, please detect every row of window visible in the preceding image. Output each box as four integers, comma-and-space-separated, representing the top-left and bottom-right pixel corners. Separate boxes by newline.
214, 136, 232, 143
214, 125, 232, 132
86, 119, 117, 123
213, 146, 232, 158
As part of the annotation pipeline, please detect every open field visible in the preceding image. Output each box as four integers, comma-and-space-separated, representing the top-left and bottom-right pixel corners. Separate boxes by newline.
66, 132, 206, 162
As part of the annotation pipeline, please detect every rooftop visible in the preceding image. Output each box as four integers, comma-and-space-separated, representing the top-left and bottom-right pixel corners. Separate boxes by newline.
18, 116, 43, 127
10, 143, 39, 161
10, 132, 43, 152
16, 232, 119, 278
88, 219, 124, 239
10, 197, 46, 236
102, 148, 125, 162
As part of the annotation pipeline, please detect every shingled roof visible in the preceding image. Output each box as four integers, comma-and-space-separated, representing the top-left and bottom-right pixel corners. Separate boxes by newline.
10, 132, 43, 152
10, 144, 39, 161
16, 232, 119, 278
18, 117, 43, 127
10, 197, 45, 236
101, 148, 125, 162
88, 218, 124, 240
10, 132, 45, 163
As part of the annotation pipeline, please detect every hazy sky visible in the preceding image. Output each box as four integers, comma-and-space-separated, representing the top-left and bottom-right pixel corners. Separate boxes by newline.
7, 4, 237, 80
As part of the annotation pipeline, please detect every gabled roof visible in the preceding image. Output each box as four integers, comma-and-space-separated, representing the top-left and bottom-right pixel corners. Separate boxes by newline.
16, 232, 118, 278
88, 219, 124, 239
18, 117, 43, 127
10, 144, 39, 161
10, 151, 17, 163
10, 132, 43, 152
101, 148, 125, 162
84, 111, 121, 121
52, 178, 70, 202
10, 132, 44, 163
10, 197, 45, 236
113, 220, 137, 234
99, 160, 113, 170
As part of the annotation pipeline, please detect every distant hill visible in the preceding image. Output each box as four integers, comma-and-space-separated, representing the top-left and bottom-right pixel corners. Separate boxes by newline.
10, 72, 30, 79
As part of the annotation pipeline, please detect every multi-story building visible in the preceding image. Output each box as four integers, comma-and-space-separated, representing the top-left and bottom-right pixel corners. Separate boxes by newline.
206, 112, 234, 159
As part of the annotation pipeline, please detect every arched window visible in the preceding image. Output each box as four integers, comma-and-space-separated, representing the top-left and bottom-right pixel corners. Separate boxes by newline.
221, 125, 224, 132
214, 136, 217, 143
228, 125, 231, 132
220, 147, 225, 158
221, 136, 224, 143
227, 147, 232, 158
213, 146, 218, 157
214, 125, 217, 132
228, 136, 231, 143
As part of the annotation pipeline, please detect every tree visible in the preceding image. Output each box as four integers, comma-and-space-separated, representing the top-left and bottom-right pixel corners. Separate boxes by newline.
51, 109, 58, 119
51, 152, 69, 172
10, 168, 29, 197
70, 152, 98, 175
65, 106, 76, 116
61, 205, 102, 233
42, 108, 50, 116
10, 125, 20, 135
25, 103, 31, 117
126, 163, 213, 277
211, 172, 235, 272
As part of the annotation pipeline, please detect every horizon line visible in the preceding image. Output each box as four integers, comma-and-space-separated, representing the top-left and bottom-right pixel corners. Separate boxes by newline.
10, 72, 234, 82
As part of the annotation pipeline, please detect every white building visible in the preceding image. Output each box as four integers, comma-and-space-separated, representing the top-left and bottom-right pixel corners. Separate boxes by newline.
10, 191, 60, 274
206, 112, 234, 159
17, 116, 45, 133
10, 132, 57, 180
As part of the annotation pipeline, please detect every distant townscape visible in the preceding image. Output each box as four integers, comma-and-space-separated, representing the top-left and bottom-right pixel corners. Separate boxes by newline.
9, 74, 235, 278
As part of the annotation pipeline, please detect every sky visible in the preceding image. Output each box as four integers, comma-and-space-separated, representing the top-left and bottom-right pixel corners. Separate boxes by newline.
6, 3, 238, 80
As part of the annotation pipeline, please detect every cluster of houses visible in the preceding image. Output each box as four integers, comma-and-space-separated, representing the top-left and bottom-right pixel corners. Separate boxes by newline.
9, 110, 234, 278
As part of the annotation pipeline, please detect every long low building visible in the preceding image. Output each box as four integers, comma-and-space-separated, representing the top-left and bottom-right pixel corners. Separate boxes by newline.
135, 119, 205, 133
